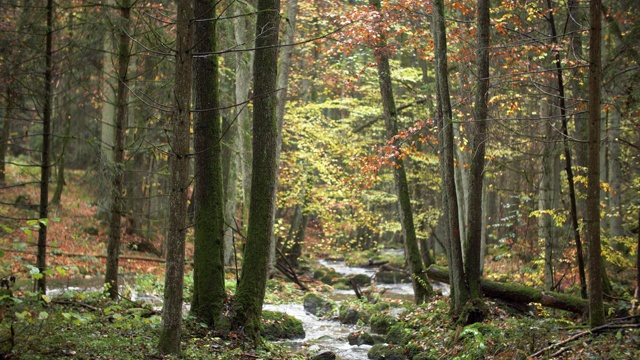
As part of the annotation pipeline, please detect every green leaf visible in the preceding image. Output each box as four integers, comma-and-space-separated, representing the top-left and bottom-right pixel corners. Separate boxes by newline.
38, 311, 49, 320
42, 294, 51, 303
38, 218, 49, 227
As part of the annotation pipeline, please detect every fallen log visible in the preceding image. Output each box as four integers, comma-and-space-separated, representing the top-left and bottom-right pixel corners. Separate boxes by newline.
426, 265, 589, 314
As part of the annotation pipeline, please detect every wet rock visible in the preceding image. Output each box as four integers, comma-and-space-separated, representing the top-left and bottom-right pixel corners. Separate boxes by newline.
260, 310, 305, 340
367, 343, 405, 360
312, 350, 336, 360
303, 292, 335, 318
348, 331, 375, 346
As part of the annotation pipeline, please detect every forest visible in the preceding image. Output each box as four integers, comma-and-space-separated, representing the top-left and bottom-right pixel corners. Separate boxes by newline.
1, 0, 639, 359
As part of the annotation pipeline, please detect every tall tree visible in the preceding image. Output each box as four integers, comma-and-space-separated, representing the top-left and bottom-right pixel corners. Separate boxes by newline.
433, 0, 467, 317
231, 0, 281, 341
587, 0, 605, 328
464, 0, 490, 317
37, 0, 54, 295
191, 0, 226, 327
105, 0, 132, 300
157, 0, 193, 354
369, 0, 432, 304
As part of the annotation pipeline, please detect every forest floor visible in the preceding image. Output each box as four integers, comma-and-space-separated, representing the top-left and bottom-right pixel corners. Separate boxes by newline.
1, 165, 640, 359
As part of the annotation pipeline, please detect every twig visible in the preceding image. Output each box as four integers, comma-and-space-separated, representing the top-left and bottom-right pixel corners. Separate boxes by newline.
52, 300, 99, 312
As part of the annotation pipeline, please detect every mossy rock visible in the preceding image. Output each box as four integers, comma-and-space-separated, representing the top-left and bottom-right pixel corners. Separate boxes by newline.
370, 314, 397, 334
348, 331, 375, 346
303, 292, 335, 318
260, 310, 305, 341
367, 343, 405, 360
405, 342, 425, 359
385, 324, 412, 346
375, 270, 411, 284
349, 273, 372, 287
338, 304, 368, 325
320, 271, 343, 285
313, 269, 326, 280
413, 351, 438, 360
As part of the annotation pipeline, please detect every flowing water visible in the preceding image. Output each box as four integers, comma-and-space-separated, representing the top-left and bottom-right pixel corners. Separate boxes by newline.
265, 259, 449, 359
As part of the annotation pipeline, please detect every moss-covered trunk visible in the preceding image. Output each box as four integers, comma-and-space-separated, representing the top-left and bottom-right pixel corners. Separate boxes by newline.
231, 0, 281, 342
190, 0, 226, 327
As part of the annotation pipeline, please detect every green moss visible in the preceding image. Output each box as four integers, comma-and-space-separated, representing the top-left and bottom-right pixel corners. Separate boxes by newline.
370, 314, 397, 334
350, 274, 372, 287
260, 310, 305, 341
303, 292, 335, 318
367, 343, 405, 360
385, 324, 412, 345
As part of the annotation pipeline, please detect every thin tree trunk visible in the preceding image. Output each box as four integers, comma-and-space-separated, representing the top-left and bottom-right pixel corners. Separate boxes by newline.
269, 0, 299, 274
157, 0, 193, 354
369, 0, 432, 304
231, 0, 281, 342
98, 0, 116, 221
608, 110, 622, 247
433, 0, 467, 316
232, 0, 254, 234
105, 0, 131, 300
545, 0, 587, 298
587, 0, 604, 328
37, 0, 54, 295
0, 87, 15, 184
191, 0, 226, 327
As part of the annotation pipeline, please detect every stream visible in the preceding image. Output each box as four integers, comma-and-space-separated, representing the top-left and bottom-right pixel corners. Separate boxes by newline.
265, 259, 449, 360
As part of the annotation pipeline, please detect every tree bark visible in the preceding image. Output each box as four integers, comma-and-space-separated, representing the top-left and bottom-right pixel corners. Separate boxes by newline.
587, 0, 605, 328
231, 0, 281, 342
464, 0, 490, 304
269, 0, 299, 275
37, 0, 54, 295
369, 0, 432, 304
0, 87, 15, 184
157, 0, 193, 354
432, 0, 467, 316
105, 0, 131, 300
98, 0, 116, 221
191, 0, 226, 327
426, 266, 590, 314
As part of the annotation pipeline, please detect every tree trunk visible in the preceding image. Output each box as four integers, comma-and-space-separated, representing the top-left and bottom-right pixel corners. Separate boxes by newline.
191, 0, 226, 327
157, 0, 193, 354
232, 0, 255, 235
587, 0, 605, 328
105, 0, 131, 300
231, 0, 281, 342
98, 0, 116, 221
37, 0, 54, 295
369, 0, 432, 304
269, 0, 299, 275
221, 114, 238, 266
426, 266, 590, 315
464, 0, 490, 308
608, 110, 622, 248
0, 87, 15, 184
433, 0, 467, 316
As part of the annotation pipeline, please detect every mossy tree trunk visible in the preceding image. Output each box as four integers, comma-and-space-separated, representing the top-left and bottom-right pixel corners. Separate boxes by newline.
157, 0, 193, 354
369, 0, 432, 304
106, 0, 131, 300
231, 0, 281, 342
191, 0, 226, 328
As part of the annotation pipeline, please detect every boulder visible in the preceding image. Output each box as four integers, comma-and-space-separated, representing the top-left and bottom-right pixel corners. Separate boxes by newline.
367, 344, 405, 360
261, 310, 305, 341
312, 351, 336, 360
303, 293, 335, 318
